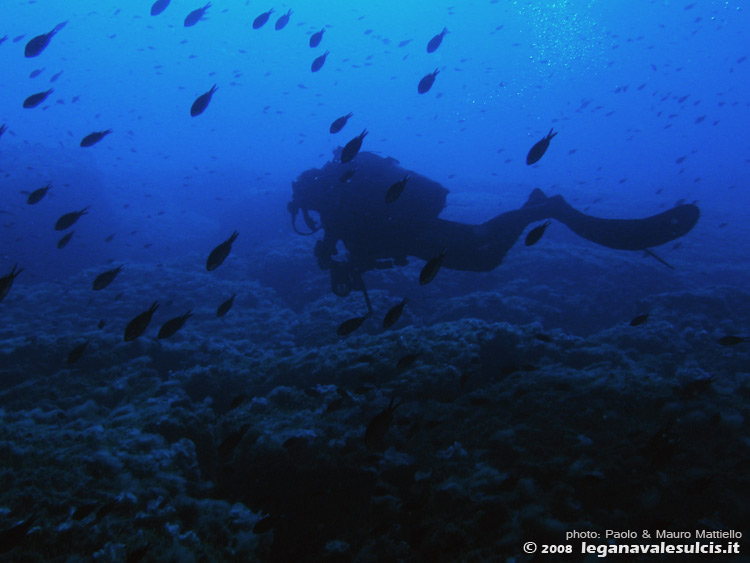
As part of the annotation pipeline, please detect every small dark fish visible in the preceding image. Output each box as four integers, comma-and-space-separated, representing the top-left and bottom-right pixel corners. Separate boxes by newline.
418, 70, 439, 94
228, 394, 245, 410
365, 395, 400, 450
253, 515, 276, 534
311, 51, 329, 72
329, 112, 352, 134
98, 319, 107, 329
674, 374, 715, 398
629, 313, 649, 326
29, 68, 45, 78
124, 301, 159, 342
337, 312, 371, 336
191, 84, 217, 117
27, 184, 51, 204
340, 129, 368, 163
419, 248, 447, 285
383, 298, 408, 328
126, 544, 150, 563
206, 230, 238, 271
57, 230, 74, 249
526, 128, 557, 165
0, 124, 6, 138
385, 175, 409, 204
92, 265, 123, 290
151, 0, 171, 16
339, 168, 357, 183
253, 9, 274, 29
216, 294, 236, 317
427, 27, 448, 53
524, 220, 551, 246
309, 28, 325, 48
275, 9, 292, 30
534, 333, 553, 343
396, 352, 419, 370
95, 498, 119, 521
500, 363, 537, 376
0, 515, 36, 554
282, 436, 307, 450
23, 89, 53, 108
0, 35, 6, 46
55, 207, 88, 230
642, 426, 679, 465
105, 233, 116, 242
94, 498, 119, 521
49, 70, 63, 82
71, 501, 98, 520
184, 3, 211, 27
325, 396, 346, 412
718, 335, 749, 346
218, 425, 250, 458
25, 21, 67, 57
157, 310, 193, 339
80, 129, 112, 147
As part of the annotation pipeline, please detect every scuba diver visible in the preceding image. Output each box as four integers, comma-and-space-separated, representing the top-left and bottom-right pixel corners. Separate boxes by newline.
288, 150, 700, 313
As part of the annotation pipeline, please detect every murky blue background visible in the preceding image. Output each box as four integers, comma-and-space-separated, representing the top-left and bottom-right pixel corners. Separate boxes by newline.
2, 0, 747, 288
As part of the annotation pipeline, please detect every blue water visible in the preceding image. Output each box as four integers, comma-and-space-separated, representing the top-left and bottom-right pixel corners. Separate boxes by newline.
1, 1, 749, 561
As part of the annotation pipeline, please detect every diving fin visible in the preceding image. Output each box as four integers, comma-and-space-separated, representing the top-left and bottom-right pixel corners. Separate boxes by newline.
550, 198, 700, 251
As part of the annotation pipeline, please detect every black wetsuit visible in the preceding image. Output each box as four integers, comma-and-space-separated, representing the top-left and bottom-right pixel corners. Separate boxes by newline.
289, 152, 699, 295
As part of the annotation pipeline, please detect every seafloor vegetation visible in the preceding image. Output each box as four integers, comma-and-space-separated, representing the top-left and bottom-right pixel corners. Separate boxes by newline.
1, 240, 748, 562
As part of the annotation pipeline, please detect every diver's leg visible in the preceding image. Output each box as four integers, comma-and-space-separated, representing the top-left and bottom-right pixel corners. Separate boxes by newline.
407, 191, 566, 272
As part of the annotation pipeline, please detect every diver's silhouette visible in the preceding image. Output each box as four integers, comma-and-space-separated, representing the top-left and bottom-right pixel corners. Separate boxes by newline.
288, 151, 699, 312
